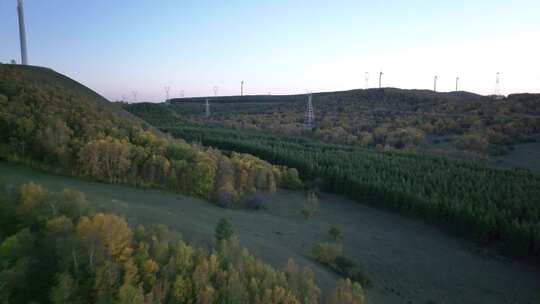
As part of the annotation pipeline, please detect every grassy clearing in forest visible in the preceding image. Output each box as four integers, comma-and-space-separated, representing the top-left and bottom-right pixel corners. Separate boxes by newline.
1, 162, 539, 304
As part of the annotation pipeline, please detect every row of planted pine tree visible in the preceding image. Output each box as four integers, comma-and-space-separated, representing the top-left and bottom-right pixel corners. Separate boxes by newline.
148, 122, 540, 262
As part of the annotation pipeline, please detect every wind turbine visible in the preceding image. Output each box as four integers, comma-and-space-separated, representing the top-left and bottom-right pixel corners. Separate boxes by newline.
364, 72, 370, 89
17, 0, 29, 65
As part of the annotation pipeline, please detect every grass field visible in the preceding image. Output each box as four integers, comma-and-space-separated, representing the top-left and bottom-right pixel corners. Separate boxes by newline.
1, 161, 539, 304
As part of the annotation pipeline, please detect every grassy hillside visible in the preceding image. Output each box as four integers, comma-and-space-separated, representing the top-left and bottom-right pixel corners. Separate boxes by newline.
162, 88, 540, 157
0, 64, 302, 206
0, 177, 329, 303
2, 162, 539, 304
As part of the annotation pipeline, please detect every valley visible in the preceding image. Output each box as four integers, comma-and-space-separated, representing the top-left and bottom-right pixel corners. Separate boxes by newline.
2, 162, 539, 304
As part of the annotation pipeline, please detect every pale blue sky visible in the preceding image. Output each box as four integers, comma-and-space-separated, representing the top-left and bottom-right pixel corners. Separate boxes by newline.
1, 0, 539, 101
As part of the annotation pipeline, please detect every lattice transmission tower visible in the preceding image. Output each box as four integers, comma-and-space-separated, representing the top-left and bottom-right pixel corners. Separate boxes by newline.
164, 86, 170, 102
304, 94, 315, 130
495, 72, 501, 96
364, 72, 369, 89
205, 99, 210, 117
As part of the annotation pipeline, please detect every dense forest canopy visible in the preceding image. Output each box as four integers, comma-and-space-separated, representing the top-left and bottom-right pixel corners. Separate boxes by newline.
0, 65, 302, 207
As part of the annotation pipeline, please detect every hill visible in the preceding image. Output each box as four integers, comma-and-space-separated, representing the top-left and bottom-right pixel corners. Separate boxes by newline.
0, 64, 149, 126
0, 64, 302, 205
161, 87, 540, 159
169, 87, 484, 104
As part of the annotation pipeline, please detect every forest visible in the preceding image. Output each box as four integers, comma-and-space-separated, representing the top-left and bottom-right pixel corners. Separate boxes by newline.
162, 89, 540, 157
0, 182, 365, 303
0, 65, 302, 208
123, 103, 540, 262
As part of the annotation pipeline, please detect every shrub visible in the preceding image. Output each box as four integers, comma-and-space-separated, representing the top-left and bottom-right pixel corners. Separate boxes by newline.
327, 278, 365, 304
311, 242, 342, 264
334, 255, 355, 274
348, 269, 372, 288
217, 191, 234, 209
241, 192, 266, 210
281, 168, 303, 190
215, 218, 234, 242
311, 242, 372, 288
329, 225, 342, 241
302, 191, 319, 219
453, 133, 489, 154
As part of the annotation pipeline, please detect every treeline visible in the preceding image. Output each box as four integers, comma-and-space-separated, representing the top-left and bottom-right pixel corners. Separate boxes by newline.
0, 65, 302, 207
133, 120, 540, 262
0, 183, 365, 303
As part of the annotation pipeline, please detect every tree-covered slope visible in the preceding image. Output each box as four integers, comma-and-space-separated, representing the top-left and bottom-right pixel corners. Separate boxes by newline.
0, 64, 302, 206
164, 88, 540, 156
0, 65, 146, 125
1, 181, 368, 303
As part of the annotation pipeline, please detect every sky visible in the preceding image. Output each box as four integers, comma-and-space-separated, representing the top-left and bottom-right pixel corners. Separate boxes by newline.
1, 0, 539, 101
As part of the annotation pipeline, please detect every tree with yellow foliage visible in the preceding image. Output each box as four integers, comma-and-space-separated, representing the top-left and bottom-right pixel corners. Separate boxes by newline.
326, 279, 365, 304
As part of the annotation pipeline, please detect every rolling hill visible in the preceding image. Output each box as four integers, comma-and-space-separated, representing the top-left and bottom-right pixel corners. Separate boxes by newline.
158, 87, 540, 160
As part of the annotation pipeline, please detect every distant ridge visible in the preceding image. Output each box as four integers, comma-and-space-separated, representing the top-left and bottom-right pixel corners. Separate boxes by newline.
169, 87, 485, 104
